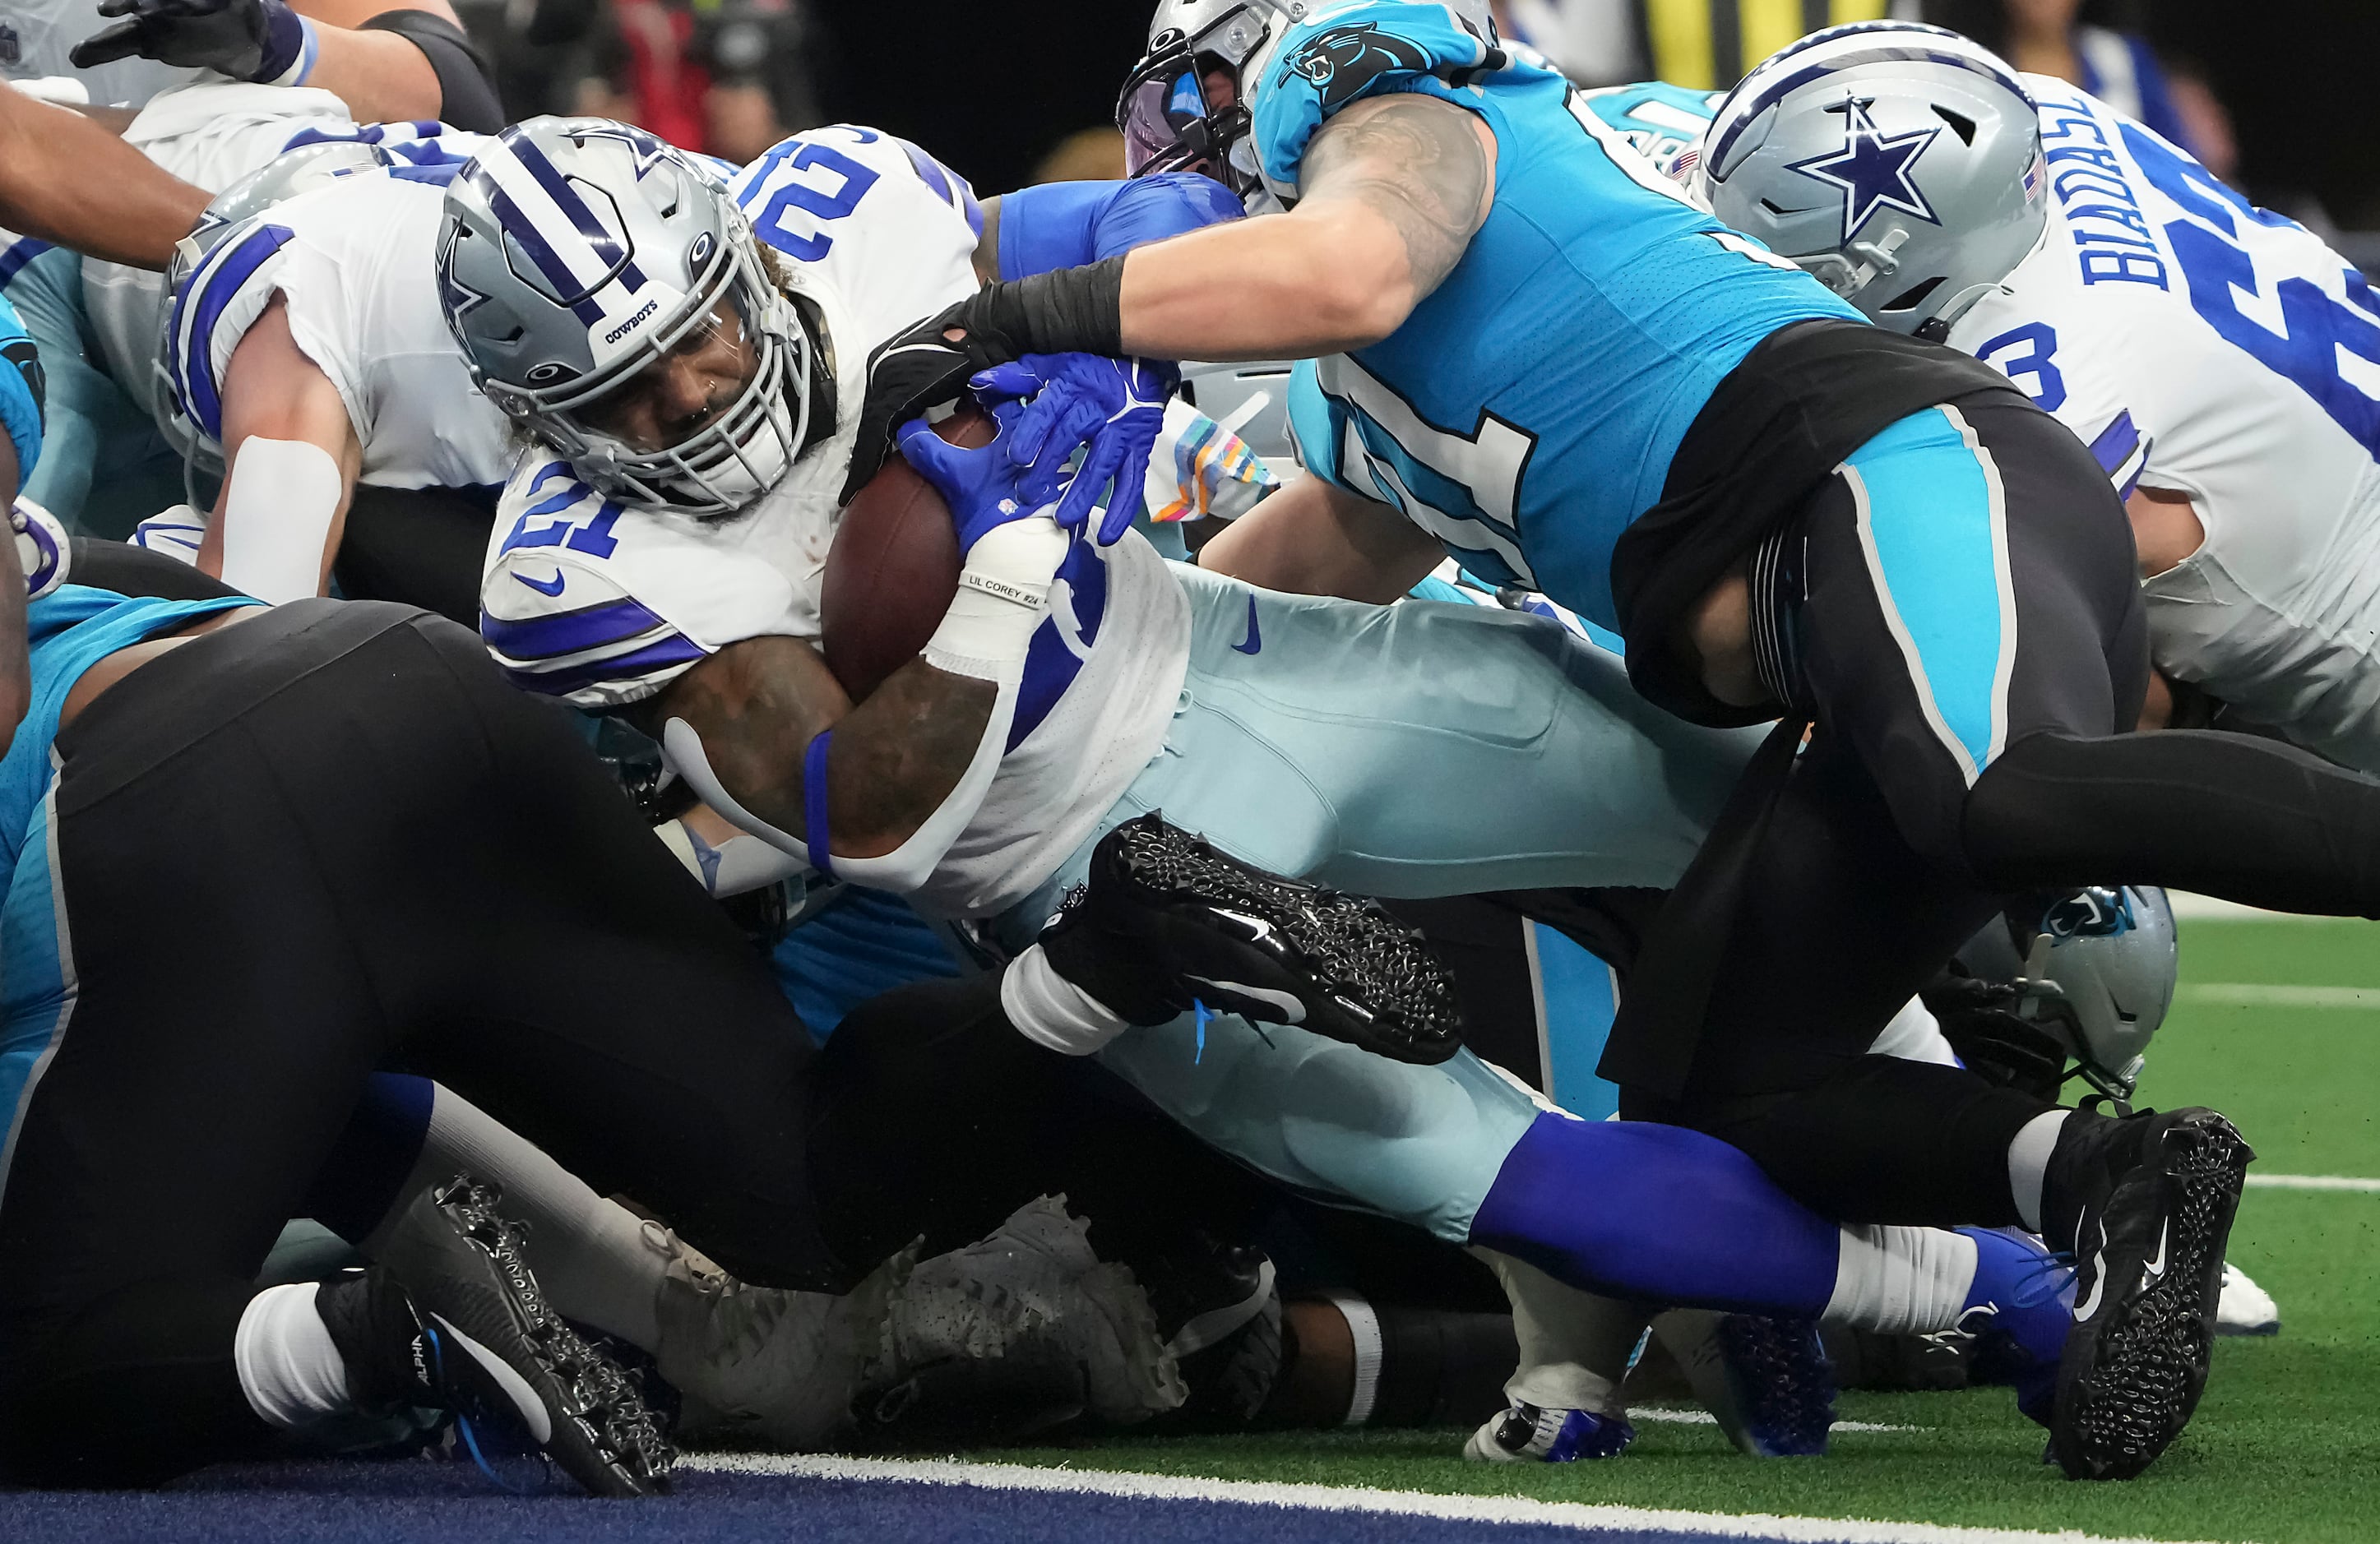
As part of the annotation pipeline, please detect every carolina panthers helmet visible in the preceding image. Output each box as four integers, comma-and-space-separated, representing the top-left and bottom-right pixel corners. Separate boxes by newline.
1697, 21, 2047, 338
438, 118, 813, 518
1118, 0, 1495, 204
1956, 886, 2179, 1098
154, 139, 394, 462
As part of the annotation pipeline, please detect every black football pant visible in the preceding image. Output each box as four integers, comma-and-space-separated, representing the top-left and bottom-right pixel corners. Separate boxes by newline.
0, 597, 1266, 1486
1626, 395, 2380, 1225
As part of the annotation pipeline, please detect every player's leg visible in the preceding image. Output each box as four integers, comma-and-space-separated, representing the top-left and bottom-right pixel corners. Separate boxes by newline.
0, 606, 668, 1489
1002, 563, 1766, 939
331, 483, 499, 627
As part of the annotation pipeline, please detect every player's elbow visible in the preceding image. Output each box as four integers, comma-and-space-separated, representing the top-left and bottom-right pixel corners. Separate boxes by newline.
1287, 206, 1418, 351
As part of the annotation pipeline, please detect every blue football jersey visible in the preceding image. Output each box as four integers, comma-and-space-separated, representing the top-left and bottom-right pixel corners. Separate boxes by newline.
1255, 5, 1859, 627
0, 290, 40, 496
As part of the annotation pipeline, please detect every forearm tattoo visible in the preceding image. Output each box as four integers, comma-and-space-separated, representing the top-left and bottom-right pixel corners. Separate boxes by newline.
1302, 94, 1493, 298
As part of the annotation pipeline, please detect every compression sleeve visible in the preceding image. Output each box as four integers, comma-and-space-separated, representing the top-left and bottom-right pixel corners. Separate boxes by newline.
997, 173, 1246, 280
361, 10, 504, 132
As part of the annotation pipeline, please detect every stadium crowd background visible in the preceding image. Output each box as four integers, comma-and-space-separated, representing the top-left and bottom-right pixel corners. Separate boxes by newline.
463, 0, 2380, 263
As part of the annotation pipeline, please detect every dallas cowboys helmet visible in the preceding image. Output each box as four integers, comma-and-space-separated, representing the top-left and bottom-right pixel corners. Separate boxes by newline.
155, 139, 393, 458
1697, 21, 2047, 338
1956, 886, 2179, 1098
1118, 0, 1495, 205
438, 118, 813, 518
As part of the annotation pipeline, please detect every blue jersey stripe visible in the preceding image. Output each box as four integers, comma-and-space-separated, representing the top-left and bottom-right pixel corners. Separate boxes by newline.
481, 595, 672, 659
0, 240, 54, 291
175, 222, 297, 443
502, 632, 706, 697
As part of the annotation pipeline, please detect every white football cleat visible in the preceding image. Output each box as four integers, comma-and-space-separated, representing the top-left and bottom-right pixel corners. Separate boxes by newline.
2216, 1261, 2280, 1337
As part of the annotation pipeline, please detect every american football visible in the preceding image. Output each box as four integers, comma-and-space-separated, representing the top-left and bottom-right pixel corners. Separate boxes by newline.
819, 400, 989, 700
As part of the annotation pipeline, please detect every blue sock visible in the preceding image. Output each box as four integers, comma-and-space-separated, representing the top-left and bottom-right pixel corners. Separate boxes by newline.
1469, 1112, 1839, 1313
1960, 1225, 2074, 1425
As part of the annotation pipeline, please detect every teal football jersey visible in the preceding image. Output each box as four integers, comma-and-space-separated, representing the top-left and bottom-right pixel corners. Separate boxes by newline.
1257, 5, 1858, 626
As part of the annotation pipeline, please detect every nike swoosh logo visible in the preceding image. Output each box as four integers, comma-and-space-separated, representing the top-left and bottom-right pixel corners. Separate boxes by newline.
2142, 1220, 2170, 1285
2073, 1247, 2109, 1321
1232, 594, 1262, 654
513, 569, 567, 597
1185, 974, 1307, 1024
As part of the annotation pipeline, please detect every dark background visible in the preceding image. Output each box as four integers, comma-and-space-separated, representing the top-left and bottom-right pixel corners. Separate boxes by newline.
795, 0, 2379, 229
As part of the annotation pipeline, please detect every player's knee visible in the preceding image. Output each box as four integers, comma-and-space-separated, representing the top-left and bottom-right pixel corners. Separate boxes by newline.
1960, 731, 2112, 889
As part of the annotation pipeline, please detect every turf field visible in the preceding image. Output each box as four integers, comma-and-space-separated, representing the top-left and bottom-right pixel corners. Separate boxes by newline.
2, 915, 2370, 1542
963, 914, 2380, 1544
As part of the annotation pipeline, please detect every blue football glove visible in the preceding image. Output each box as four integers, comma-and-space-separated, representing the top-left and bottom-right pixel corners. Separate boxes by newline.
972, 353, 1178, 546
896, 401, 1046, 555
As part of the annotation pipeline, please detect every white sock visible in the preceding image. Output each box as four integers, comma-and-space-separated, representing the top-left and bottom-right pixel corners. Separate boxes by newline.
1470, 1247, 1645, 1415
1001, 942, 1134, 1056
234, 1283, 354, 1428
1822, 1225, 1979, 1334
364, 1084, 668, 1348
2007, 1109, 2071, 1234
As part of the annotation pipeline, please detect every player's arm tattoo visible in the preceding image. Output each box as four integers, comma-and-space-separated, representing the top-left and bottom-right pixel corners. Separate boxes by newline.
638, 636, 997, 857
1299, 94, 1493, 300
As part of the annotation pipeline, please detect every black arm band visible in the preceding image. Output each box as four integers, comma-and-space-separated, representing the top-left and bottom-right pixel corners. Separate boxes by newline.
961, 254, 1127, 359
360, 10, 503, 132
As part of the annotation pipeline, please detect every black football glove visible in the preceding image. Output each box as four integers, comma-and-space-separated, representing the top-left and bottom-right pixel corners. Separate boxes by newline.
72, 0, 308, 81
1920, 969, 2069, 1103
838, 303, 1021, 506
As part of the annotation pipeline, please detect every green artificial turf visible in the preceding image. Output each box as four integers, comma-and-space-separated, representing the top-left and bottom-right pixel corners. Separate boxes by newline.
984, 917, 2380, 1542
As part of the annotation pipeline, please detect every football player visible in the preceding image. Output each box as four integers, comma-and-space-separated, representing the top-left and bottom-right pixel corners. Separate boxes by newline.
1688, 22, 2380, 775
439, 115, 2184, 1475
825, 0, 2373, 1476
150, 129, 509, 615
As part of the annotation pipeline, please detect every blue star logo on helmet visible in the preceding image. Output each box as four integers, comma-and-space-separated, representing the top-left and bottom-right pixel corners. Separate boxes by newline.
572, 123, 674, 182
1786, 98, 1942, 244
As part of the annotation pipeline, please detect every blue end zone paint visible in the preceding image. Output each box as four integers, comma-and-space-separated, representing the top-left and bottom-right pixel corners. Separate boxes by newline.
0, 1459, 1938, 1544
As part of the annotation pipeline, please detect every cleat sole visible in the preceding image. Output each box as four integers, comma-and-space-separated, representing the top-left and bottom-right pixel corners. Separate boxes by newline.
1106, 817, 1464, 1064
2054, 1113, 2253, 1481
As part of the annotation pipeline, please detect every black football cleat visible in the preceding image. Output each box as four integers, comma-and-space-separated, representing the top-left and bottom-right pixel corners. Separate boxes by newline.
2041, 1105, 2253, 1480
1040, 811, 1465, 1065
321, 1176, 674, 1497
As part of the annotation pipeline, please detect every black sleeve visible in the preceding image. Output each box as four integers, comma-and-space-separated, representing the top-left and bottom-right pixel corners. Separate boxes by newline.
359, 9, 505, 132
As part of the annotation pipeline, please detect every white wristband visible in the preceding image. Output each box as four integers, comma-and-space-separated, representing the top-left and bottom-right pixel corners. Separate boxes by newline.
924, 515, 1067, 681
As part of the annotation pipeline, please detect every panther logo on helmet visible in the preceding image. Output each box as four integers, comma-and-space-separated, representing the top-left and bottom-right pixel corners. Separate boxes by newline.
1280, 22, 1428, 107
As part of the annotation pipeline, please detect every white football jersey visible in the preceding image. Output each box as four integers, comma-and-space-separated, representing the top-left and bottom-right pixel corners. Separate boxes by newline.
83, 83, 484, 426
480, 125, 1192, 919
159, 168, 511, 492
1949, 80, 2380, 770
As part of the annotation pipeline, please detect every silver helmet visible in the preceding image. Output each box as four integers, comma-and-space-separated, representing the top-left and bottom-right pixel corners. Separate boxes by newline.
1957, 886, 2179, 1098
1118, 0, 1496, 204
1697, 21, 2047, 338
155, 139, 394, 458
438, 118, 813, 518
1117, 1, 1283, 201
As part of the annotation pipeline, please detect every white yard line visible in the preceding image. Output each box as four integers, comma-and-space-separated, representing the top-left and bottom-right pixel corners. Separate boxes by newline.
1630, 1407, 1920, 1434
2176, 983, 2380, 1010
681, 1452, 2243, 1544
2247, 1172, 2380, 1192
